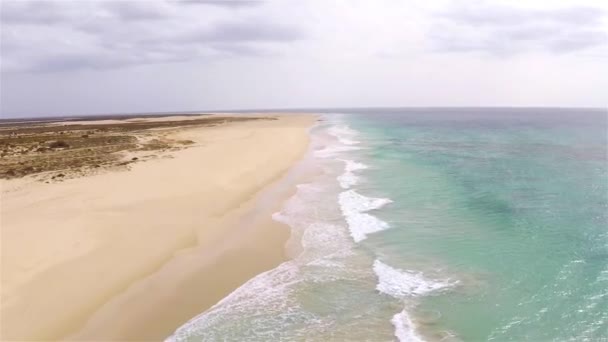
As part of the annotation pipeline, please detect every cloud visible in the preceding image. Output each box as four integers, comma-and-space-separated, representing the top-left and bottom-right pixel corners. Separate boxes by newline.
1, 1, 76, 24
170, 0, 262, 8
103, 1, 172, 21
3, 0, 608, 118
438, 3, 604, 26
0, 0, 304, 73
429, 2, 608, 55
183, 20, 304, 43
2, 0, 606, 75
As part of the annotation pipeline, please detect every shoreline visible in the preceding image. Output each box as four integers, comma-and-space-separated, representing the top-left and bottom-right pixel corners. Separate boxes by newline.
1, 114, 317, 341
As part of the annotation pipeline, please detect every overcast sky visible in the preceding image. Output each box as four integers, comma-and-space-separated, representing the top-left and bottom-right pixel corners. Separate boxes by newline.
1, 0, 607, 118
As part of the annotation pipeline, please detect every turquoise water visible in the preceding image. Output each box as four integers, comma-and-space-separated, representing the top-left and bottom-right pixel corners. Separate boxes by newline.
168, 108, 607, 341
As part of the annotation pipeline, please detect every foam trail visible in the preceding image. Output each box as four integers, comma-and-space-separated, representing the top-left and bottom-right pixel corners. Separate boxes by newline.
337, 171, 358, 189
374, 260, 457, 342
328, 125, 361, 145
342, 159, 368, 172
316, 123, 363, 158
338, 190, 392, 242
315, 145, 360, 158
392, 310, 425, 342
337, 159, 368, 189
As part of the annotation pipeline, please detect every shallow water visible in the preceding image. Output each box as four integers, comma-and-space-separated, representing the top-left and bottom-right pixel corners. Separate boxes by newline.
168, 108, 608, 341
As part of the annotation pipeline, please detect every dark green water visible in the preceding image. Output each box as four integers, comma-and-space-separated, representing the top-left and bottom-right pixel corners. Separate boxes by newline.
348, 108, 608, 341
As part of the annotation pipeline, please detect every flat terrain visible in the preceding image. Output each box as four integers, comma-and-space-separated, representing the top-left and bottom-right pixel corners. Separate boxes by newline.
0, 115, 271, 181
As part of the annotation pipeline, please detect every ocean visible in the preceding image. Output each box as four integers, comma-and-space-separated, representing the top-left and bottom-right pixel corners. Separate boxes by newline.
167, 108, 608, 341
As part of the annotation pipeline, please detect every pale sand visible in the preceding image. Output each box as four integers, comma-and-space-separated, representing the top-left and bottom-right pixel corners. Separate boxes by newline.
1, 114, 316, 341
48, 114, 213, 126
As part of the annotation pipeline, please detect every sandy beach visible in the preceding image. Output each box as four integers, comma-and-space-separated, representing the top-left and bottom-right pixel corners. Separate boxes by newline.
0, 114, 316, 341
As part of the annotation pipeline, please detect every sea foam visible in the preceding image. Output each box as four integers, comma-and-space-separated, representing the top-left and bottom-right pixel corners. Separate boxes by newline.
337, 171, 359, 189
374, 260, 456, 342
342, 159, 368, 172
315, 145, 361, 158
328, 125, 361, 145
373, 260, 453, 298
316, 124, 363, 158
338, 190, 392, 242
392, 310, 426, 342
337, 159, 368, 189
165, 262, 305, 342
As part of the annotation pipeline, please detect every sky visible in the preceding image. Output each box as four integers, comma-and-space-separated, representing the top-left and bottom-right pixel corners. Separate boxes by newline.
1, 0, 607, 118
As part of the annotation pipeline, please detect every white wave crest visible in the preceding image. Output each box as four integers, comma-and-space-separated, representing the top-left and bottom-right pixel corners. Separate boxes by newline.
373, 260, 454, 298
315, 124, 363, 158
376, 260, 457, 342
342, 159, 368, 172
328, 125, 360, 145
315, 145, 361, 158
328, 125, 358, 136
337, 171, 359, 189
337, 159, 368, 189
338, 190, 392, 242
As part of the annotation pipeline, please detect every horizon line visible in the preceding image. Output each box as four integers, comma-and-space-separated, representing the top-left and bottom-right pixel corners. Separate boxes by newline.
1, 105, 606, 121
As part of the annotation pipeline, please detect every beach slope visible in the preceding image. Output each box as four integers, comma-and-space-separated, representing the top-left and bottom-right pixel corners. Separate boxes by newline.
1, 114, 315, 341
